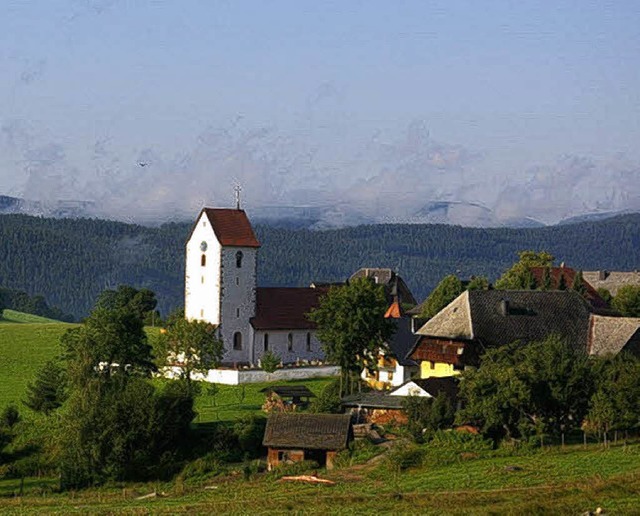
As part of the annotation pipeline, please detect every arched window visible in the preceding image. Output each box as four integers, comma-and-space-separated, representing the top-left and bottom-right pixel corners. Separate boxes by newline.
306, 333, 312, 352
287, 333, 293, 352
201, 254, 206, 267
233, 332, 242, 350
264, 333, 269, 351
236, 251, 243, 268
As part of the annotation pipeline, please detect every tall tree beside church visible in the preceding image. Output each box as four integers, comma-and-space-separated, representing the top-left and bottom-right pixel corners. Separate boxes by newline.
158, 318, 223, 393
494, 251, 554, 290
309, 277, 395, 395
95, 285, 158, 322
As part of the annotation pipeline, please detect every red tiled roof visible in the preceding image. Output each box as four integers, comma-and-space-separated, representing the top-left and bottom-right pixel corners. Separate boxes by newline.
529, 267, 608, 309
250, 287, 330, 330
198, 208, 260, 247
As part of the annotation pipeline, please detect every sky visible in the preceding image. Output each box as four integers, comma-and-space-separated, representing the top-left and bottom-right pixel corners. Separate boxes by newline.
1, 0, 640, 225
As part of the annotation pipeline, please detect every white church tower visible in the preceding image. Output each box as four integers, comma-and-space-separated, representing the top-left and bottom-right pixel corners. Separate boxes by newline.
184, 207, 260, 364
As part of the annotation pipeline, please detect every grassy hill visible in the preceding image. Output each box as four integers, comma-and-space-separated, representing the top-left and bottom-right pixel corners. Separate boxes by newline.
0, 313, 74, 409
0, 442, 638, 513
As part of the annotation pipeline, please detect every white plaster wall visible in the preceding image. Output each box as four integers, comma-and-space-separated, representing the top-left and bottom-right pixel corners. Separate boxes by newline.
185, 212, 222, 324
253, 330, 325, 364
162, 365, 340, 385
219, 246, 257, 364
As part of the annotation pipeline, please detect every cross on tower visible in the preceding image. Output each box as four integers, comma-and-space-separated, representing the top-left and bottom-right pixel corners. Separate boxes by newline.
234, 184, 242, 210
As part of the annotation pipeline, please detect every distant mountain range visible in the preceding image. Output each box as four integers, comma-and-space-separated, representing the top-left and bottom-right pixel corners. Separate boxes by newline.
2, 194, 635, 230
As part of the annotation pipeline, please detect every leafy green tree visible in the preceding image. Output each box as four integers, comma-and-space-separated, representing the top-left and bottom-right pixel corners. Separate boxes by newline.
233, 415, 267, 457
308, 277, 395, 394
597, 287, 613, 305
612, 285, 640, 317
159, 317, 223, 392
571, 270, 587, 295
24, 360, 68, 415
540, 267, 552, 291
404, 392, 455, 441
96, 285, 158, 321
586, 390, 615, 441
419, 275, 464, 319
495, 251, 554, 290
309, 379, 342, 414
466, 276, 490, 291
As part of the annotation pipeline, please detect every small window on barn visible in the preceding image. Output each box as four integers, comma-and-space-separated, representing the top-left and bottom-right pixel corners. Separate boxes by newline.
201, 254, 206, 267
233, 332, 242, 350
264, 333, 269, 351
236, 251, 243, 268
287, 333, 293, 352
306, 333, 311, 351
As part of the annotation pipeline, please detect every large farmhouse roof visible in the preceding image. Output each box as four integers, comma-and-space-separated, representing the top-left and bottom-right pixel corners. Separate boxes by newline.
250, 287, 329, 330
412, 289, 640, 357
583, 270, 640, 296
262, 413, 352, 450
191, 208, 260, 247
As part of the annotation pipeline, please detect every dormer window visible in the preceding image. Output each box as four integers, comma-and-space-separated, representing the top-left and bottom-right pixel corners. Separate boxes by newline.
236, 251, 243, 268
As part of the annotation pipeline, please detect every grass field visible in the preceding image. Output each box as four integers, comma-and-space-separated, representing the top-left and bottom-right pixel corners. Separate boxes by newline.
0, 443, 638, 514
0, 312, 74, 410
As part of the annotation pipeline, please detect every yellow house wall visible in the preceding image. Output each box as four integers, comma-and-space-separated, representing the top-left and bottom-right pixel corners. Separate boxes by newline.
420, 361, 460, 379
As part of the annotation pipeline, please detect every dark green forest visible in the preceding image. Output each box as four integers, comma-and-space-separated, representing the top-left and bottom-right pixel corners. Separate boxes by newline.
0, 213, 639, 319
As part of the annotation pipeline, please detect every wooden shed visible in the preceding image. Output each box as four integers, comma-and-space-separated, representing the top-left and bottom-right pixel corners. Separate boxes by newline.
262, 413, 352, 471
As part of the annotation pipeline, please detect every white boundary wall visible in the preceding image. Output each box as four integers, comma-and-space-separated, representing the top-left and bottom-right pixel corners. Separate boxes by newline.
163, 365, 340, 385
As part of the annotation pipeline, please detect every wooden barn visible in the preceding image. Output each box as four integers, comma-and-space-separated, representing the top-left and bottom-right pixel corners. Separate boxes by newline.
262, 413, 352, 471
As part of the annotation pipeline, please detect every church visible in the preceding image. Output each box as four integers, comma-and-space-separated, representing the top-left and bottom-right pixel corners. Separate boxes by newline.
184, 207, 328, 366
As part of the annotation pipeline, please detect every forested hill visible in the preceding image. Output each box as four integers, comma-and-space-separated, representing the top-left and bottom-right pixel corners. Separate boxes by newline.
1, 213, 639, 318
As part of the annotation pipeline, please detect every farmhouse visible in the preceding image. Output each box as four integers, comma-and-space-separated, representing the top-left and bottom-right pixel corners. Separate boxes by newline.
185, 207, 326, 366
262, 413, 352, 470
583, 270, 640, 296
408, 290, 640, 378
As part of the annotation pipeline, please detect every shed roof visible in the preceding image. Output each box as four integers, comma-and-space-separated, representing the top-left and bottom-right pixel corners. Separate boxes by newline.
262, 413, 352, 450
250, 287, 329, 330
191, 208, 260, 247
259, 385, 316, 398
341, 392, 406, 410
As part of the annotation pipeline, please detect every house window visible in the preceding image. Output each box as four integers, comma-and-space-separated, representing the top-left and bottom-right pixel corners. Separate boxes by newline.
287, 333, 293, 352
430, 361, 435, 370
233, 332, 242, 350
306, 333, 311, 352
201, 254, 206, 266
236, 251, 243, 268
264, 333, 269, 351
388, 371, 394, 382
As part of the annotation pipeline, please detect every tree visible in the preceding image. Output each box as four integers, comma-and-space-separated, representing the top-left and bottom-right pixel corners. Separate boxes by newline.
571, 270, 587, 295
467, 276, 490, 291
24, 360, 68, 415
597, 287, 613, 305
419, 275, 464, 319
308, 277, 395, 395
557, 273, 567, 290
159, 318, 223, 390
404, 393, 455, 441
260, 350, 281, 373
540, 267, 552, 291
612, 285, 640, 317
495, 251, 554, 290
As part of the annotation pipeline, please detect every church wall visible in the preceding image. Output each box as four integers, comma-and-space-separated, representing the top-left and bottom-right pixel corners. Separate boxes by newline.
185, 213, 222, 325
253, 330, 325, 365
219, 246, 257, 364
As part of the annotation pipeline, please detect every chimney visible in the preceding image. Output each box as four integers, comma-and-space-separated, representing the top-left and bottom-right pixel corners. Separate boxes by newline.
560, 262, 565, 268
500, 299, 509, 316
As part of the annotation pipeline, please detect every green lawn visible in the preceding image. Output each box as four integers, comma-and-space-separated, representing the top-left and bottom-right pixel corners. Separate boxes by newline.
0, 310, 64, 324
1, 443, 638, 514
0, 318, 75, 409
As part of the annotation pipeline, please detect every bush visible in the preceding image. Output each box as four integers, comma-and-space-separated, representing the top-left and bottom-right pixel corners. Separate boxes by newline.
334, 439, 383, 468
233, 415, 267, 458
178, 453, 227, 483
310, 379, 342, 414
385, 443, 426, 471
260, 351, 281, 373
268, 459, 319, 479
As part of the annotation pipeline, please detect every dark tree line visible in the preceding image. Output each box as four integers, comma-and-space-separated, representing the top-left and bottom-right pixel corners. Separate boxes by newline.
0, 287, 74, 322
1, 213, 640, 319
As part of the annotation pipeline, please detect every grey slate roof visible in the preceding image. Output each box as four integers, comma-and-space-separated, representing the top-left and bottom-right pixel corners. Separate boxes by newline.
584, 271, 640, 296
341, 392, 406, 410
262, 413, 352, 450
386, 317, 419, 366
259, 385, 316, 398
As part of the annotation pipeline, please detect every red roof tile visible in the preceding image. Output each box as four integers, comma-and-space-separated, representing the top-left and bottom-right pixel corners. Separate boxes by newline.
250, 287, 330, 330
199, 208, 260, 248
529, 267, 608, 309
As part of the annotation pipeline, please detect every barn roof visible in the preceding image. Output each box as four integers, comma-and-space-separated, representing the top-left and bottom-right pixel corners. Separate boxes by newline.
250, 287, 329, 330
189, 208, 260, 247
262, 414, 352, 450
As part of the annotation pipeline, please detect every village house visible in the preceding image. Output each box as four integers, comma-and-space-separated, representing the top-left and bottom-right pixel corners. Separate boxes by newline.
262, 413, 353, 470
407, 290, 640, 379
583, 270, 640, 296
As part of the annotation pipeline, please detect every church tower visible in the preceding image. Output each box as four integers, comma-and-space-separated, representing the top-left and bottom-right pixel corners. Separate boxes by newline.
184, 207, 260, 364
